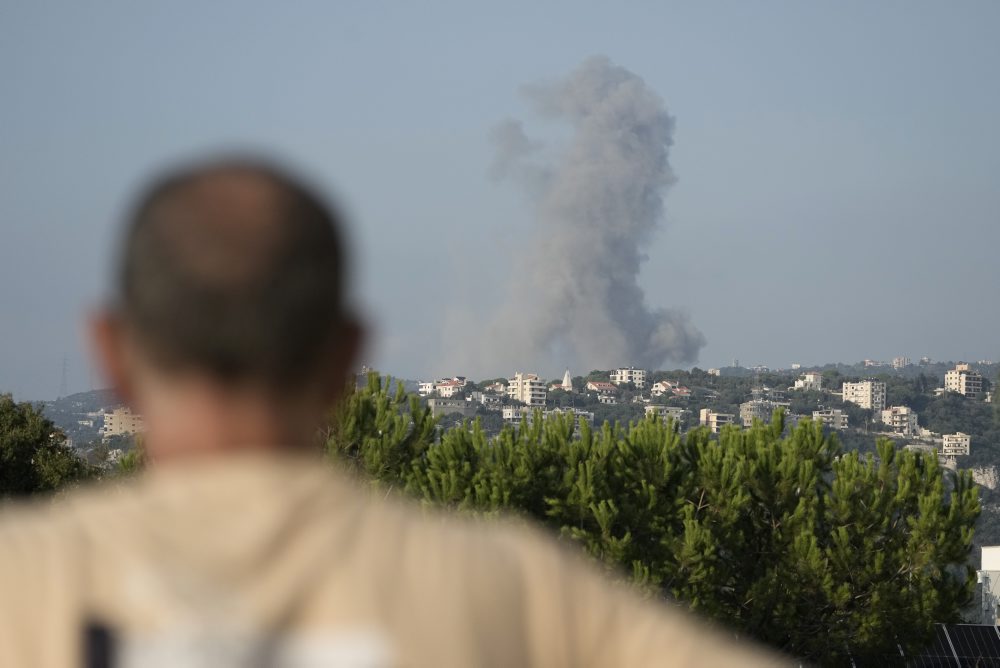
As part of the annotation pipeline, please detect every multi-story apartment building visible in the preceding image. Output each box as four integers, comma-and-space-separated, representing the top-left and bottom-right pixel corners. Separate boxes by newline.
503, 406, 594, 425
427, 398, 477, 418
739, 387, 790, 428
507, 372, 547, 407
942, 432, 971, 456
945, 363, 983, 399
102, 406, 145, 439
543, 407, 594, 423
793, 372, 823, 392
812, 408, 848, 430
842, 380, 886, 415
611, 367, 647, 388
881, 405, 918, 436
645, 405, 686, 423
892, 356, 911, 369
699, 409, 735, 434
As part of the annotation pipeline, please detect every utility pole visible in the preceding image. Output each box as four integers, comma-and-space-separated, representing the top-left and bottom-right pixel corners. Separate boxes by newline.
59, 356, 69, 399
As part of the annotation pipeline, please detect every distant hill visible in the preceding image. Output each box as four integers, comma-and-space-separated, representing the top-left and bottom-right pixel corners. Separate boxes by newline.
40, 389, 119, 447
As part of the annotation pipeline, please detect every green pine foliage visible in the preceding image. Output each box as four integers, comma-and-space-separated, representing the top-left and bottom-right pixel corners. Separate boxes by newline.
328, 374, 981, 663
114, 436, 145, 476
325, 373, 438, 487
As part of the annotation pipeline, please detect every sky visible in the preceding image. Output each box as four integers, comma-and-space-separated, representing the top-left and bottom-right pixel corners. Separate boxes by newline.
2, 1, 999, 399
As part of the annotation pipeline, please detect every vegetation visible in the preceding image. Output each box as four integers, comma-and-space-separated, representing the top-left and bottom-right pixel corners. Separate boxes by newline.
0, 393, 95, 496
1, 367, 988, 662
327, 374, 981, 663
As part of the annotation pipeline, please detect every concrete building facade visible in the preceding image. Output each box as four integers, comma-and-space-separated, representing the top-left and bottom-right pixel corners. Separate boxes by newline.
611, 367, 647, 388
102, 407, 145, 439
942, 432, 971, 456
812, 408, 848, 430
793, 372, 823, 392
699, 409, 735, 434
842, 380, 887, 415
507, 372, 547, 407
881, 405, 919, 436
945, 363, 983, 399
427, 398, 477, 418
645, 405, 686, 423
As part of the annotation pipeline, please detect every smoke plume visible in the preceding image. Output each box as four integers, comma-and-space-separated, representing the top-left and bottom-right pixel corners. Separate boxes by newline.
471, 56, 705, 374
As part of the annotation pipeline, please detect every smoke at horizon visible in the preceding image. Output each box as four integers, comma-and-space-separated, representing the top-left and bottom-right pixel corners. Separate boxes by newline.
448, 56, 705, 378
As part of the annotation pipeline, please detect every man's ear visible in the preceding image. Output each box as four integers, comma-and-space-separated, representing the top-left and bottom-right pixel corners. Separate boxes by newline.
88, 309, 136, 405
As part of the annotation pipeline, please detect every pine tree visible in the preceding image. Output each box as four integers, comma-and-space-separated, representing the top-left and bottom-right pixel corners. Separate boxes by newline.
326, 377, 981, 664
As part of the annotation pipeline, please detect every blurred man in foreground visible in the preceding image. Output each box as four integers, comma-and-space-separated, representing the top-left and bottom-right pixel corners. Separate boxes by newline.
0, 158, 786, 666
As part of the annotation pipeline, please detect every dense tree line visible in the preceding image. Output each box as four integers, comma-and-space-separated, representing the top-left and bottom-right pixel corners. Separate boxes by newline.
328, 374, 981, 664
0, 394, 95, 496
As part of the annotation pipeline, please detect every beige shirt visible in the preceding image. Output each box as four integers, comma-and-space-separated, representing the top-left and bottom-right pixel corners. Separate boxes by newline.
0, 454, 787, 667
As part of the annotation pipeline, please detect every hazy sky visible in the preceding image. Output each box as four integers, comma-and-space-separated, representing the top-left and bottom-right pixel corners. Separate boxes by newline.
2, 1, 999, 399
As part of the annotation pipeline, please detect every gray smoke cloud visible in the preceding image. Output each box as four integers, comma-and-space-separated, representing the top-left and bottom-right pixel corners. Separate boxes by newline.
463, 56, 705, 375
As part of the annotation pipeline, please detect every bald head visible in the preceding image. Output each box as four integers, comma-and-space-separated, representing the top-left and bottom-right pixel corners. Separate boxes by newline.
117, 158, 352, 387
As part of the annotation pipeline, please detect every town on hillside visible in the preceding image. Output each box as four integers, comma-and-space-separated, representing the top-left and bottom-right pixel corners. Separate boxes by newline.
45, 358, 999, 478
417, 360, 994, 467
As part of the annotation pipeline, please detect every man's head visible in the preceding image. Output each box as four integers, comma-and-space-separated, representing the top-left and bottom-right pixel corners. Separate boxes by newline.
92, 157, 363, 458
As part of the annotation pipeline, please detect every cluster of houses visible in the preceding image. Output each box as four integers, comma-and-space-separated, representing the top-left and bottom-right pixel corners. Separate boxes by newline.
420, 367, 733, 434
770, 363, 984, 464
418, 362, 987, 460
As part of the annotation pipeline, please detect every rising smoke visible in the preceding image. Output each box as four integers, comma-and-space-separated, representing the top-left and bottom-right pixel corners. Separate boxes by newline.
465, 56, 705, 375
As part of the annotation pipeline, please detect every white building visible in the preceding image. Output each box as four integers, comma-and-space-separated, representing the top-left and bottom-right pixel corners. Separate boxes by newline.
473, 392, 503, 411
543, 407, 594, 423
586, 381, 618, 395
418, 376, 468, 398
102, 407, 144, 439
793, 372, 823, 392
842, 380, 886, 415
507, 372, 547, 407
699, 409, 735, 434
611, 367, 647, 389
548, 369, 574, 393
646, 405, 686, 423
650, 380, 675, 397
945, 363, 983, 399
436, 380, 465, 398
881, 405, 918, 436
892, 356, 910, 369
708, 368, 721, 377
942, 432, 971, 456
504, 405, 594, 425
502, 405, 528, 424
812, 408, 848, 431
980, 546, 1000, 624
